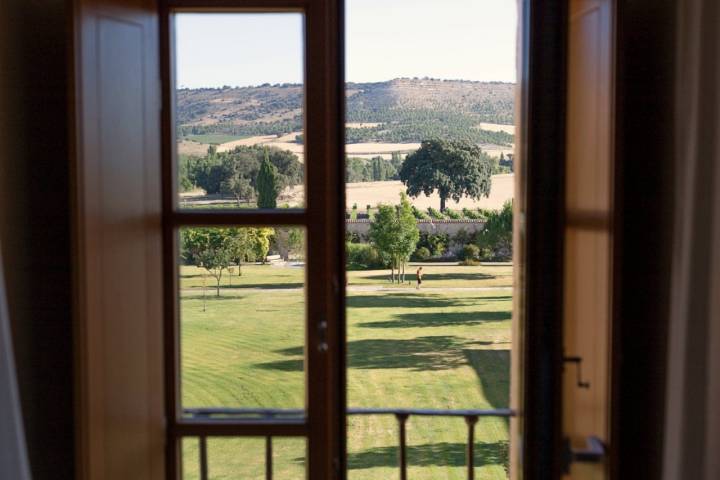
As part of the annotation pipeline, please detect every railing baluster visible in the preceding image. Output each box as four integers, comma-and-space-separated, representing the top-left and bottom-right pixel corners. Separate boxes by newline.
465, 415, 478, 480
199, 436, 209, 480
396, 413, 409, 480
265, 436, 273, 480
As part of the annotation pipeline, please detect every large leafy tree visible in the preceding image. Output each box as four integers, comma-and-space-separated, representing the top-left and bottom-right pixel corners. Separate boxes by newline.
399, 139, 493, 211
369, 193, 420, 283
226, 227, 275, 272
256, 151, 279, 209
188, 145, 302, 199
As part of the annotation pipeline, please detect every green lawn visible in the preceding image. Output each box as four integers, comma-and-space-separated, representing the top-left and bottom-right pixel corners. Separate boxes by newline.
180, 263, 512, 479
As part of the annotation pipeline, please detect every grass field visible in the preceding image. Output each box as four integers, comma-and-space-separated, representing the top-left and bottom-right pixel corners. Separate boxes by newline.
179, 263, 512, 479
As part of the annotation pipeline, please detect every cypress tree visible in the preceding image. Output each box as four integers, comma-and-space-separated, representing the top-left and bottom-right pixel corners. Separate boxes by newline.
256, 151, 278, 209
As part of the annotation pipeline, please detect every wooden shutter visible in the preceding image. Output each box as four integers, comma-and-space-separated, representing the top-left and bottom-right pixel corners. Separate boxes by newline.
71, 1, 164, 478
562, 1, 614, 478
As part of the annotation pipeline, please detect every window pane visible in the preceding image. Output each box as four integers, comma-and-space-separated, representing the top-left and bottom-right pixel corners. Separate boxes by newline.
182, 437, 306, 479
174, 13, 305, 211
345, 0, 516, 478
179, 227, 306, 412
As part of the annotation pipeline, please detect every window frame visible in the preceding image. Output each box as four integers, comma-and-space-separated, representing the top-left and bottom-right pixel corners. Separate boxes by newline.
159, 1, 347, 478
158, 1, 570, 479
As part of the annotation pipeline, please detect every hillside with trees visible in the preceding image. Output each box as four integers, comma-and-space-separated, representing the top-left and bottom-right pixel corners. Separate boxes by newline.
177, 78, 515, 145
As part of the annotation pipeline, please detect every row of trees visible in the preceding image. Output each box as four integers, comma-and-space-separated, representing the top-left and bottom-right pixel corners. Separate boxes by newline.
183, 145, 302, 206
181, 227, 304, 296
346, 155, 403, 183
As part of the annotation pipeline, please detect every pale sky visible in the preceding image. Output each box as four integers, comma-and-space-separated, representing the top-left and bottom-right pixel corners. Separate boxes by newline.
176, 0, 517, 88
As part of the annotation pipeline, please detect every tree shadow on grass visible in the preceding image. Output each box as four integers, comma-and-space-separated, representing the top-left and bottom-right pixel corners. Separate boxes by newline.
215, 282, 304, 290
253, 345, 304, 372
345, 441, 509, 470
255, 337, 472, 372
463, 349, 510, 409
346, 294, 467, 309
357, 310, 511, 329
361, 273, 496, 283
346, 336, 469, 371
253, 358, 304, 372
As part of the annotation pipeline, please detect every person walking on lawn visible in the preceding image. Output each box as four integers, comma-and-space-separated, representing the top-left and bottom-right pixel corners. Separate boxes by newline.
416, 266, 423, 290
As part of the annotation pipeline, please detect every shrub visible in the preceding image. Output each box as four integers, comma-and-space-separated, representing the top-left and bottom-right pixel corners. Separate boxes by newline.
475, 201, 513, 261
460, 258, 482, 266
412, 246, 432, 261
445, 209, 462, 219
346, 242, 384, 269
427, 207, 446, 220
460, 243, 481, 261
411, 205, 429, 220
346, 231, 362, 243
417, 232, 449, 257
462, 208, 484, 220
452, 228, 472, 247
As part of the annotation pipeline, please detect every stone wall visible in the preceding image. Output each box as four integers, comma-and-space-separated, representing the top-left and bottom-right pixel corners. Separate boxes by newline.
347, 219, 485, 241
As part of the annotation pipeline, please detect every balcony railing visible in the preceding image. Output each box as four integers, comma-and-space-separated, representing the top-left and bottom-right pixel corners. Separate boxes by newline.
184, 407, 515, 480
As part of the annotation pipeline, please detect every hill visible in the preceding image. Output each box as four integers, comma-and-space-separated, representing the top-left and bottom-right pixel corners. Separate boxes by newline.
177, 78, 515, 145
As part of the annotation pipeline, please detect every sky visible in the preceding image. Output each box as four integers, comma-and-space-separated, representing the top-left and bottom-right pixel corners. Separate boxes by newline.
175, 0, 517, 89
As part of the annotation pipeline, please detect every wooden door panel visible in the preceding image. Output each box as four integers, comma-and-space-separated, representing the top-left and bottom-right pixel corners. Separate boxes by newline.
73, 1, 164, 479
563, 0, 614, 478
566, 1, 612, 215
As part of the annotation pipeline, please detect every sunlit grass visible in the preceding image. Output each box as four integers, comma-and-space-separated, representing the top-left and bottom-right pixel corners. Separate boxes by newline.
180, 263, 511, 479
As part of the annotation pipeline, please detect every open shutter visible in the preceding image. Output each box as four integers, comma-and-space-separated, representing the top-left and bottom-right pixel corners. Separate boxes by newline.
71, 1, 164, 478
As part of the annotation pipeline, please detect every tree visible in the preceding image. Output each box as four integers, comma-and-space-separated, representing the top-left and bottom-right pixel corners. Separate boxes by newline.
257, 151, 279, 208
475, 200, 513, 260
181, 228, 234, 297
251, 228, 274, 263
226, 228, 253, 276
369, 193, 420, 283
399, 139, 493, 211
220, 174, 254, 206
273, 227, 304, 261
226, 227, 275, 274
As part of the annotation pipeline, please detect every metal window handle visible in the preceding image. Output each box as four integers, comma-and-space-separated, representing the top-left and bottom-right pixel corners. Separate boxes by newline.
317, 320, 328, 352
563, 355, 591, 389
562, 436, 606, 473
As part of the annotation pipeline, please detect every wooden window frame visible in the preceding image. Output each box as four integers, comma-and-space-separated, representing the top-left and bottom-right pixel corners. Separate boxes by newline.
514, 0, 568, 478
159, 1, 347, 478
157, 1, 570, 479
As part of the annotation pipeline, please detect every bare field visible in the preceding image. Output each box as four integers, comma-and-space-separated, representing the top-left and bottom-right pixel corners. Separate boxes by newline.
177, 140, 213, 156
277, 174, 515, 210
178, 134, 514, 167
478, 122, 516, 135
345, 175, 514, 210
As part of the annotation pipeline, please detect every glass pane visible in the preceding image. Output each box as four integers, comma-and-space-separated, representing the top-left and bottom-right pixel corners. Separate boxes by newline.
182, 437, 306, 479
174, 13, 305, 210
179, 227, 306, 412
345, 0, 516, 478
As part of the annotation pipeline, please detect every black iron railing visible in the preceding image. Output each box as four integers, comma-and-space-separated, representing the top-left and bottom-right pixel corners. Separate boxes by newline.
184, 407, 515, 480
